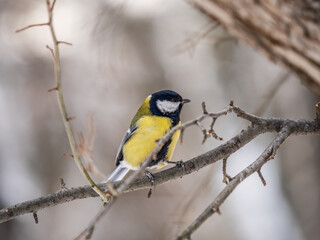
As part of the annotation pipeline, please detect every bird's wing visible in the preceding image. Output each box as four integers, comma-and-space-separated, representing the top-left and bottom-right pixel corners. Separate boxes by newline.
115, 125, 137, 166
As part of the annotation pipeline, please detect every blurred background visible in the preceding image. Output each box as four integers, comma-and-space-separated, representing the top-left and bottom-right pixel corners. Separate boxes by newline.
0, 0, 319, 239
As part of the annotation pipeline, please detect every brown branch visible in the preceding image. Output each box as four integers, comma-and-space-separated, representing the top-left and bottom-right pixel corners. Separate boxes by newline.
43, 0, 108, 202
57, 41, 73, 46
201, 101, 208, 114
50, 0, 57, 11
180, 128, 185, 145
15, 22, 49, 33
1, 103, 319, 224
48, 86, 58, 92
16, 1, 106, 200
222, 158, 233, 184
176, 126, 293, 239
46, 45, 55, 60
257, 169, 267, 186
33, 212, 38, 224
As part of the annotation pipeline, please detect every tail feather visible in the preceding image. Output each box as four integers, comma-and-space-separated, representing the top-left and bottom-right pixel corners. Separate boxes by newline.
103, 166, 130, 183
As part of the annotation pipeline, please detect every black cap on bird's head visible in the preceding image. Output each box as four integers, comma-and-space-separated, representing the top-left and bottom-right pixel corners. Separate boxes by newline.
149, 90, 190, 124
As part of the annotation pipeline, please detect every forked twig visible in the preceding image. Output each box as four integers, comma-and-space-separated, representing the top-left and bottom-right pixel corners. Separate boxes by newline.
176, 126, 292, 239
16, 0, 107, 202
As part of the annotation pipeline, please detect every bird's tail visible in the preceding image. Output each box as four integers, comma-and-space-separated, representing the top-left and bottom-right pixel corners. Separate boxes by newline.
103, 166, 130, 183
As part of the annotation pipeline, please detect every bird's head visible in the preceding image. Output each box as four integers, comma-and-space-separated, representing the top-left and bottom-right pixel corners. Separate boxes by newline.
149, 90, 190, 123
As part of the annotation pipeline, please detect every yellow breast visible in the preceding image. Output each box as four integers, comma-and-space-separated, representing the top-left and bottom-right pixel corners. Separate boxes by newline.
122, 116, 180, 169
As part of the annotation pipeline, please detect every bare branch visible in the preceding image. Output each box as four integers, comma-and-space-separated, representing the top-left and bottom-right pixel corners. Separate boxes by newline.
15, 22, 49, 33
16, 0, 107, 201
60, 178, 67, 190
201, 101, 208, 114
48, 86, 58, 92
33, 212, 38, 224
57, 41, 73, 46
176, 126, 293, 239
179, 128, 185, 145
50, 0, 57, 11
46, 45, 55, 60
257, 169, 267, 186
1, 103, 319, 224
222, 158, 233, 184
43, 0, 108, 202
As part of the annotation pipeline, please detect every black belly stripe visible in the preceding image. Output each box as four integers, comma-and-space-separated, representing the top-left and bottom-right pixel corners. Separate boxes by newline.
148, 138, 172, 167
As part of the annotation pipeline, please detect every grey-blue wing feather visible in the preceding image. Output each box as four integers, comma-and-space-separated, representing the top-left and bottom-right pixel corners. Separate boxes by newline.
115, 125, 137, 166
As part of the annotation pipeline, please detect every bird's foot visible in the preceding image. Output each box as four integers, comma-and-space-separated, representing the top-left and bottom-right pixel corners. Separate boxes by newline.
165, 160, 185, 173
145, 170, 155, 198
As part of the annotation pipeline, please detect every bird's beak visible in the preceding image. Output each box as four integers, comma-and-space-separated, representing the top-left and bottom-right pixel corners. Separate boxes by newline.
182, 99, 191, 104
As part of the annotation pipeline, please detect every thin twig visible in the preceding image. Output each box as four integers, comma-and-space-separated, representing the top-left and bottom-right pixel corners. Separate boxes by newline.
15, 22, 49, 33
33, 212, 38, 224
48, 87, 58, 92
46, 45, 55, 60
222, 158, 233, 184
60, 178, 67, 190
257, 169, 266, 186
176, 126, 293, 240
208, 117, 223, 141
201, 101, 208, 114
44, 0, 108, 202
57, 41, 73, 46
15, 0, 107, 201
50, 0, 57, 11
180, 129, 185, 145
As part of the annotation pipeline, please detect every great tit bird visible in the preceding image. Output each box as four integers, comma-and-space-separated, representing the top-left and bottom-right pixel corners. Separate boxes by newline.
106, 90, 190, 182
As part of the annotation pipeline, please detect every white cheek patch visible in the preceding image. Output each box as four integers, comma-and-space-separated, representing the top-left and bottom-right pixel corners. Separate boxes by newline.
156, 100, 180, 113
